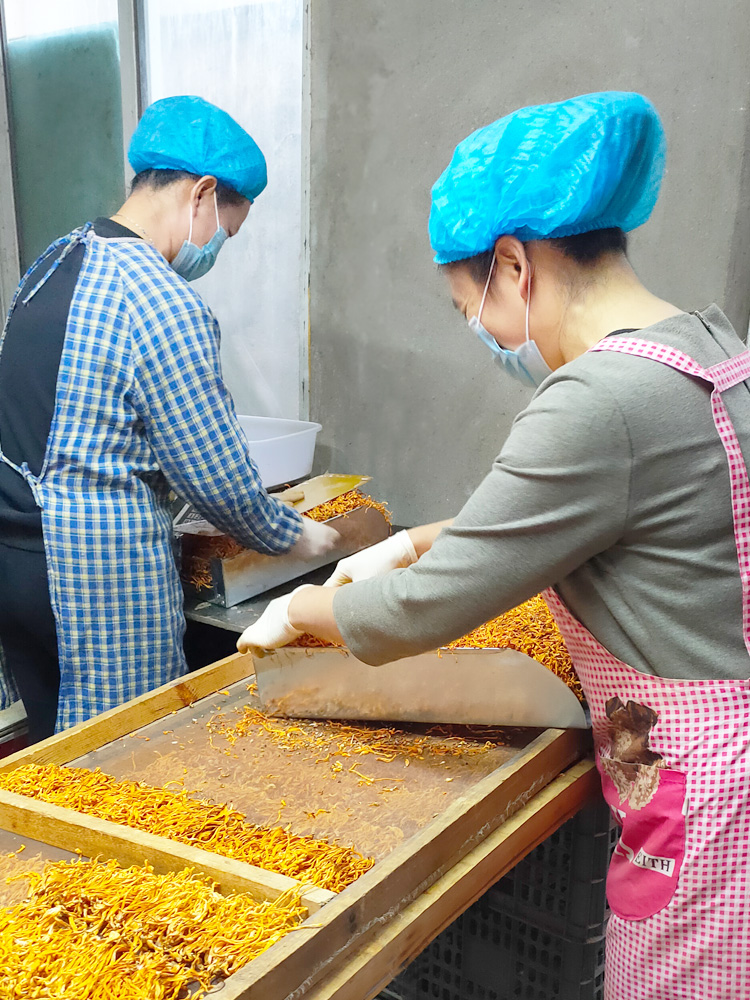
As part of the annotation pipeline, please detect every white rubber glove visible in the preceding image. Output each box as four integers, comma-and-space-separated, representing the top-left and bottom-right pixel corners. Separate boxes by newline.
237, 585, 313, 654
290, 517, 341, 560
324, 530, 418, 587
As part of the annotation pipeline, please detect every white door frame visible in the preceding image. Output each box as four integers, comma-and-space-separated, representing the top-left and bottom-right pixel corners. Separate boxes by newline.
0, 9, 19, 318
118, 0, 148, 183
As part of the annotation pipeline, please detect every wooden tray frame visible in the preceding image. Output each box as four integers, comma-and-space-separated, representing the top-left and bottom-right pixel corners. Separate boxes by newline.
0, 652, 592, 999
306, 759, 599, 1000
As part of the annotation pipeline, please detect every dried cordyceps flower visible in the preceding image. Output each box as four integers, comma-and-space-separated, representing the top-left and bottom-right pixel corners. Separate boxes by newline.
293, 594, 582, 700
182, 489, 391, 590
0, 764, 373, 892
0, 857, 305, 999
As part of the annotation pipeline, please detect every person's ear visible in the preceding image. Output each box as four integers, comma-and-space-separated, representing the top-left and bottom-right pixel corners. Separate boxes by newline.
189, 175, 218, 213
493, 235, 531, 301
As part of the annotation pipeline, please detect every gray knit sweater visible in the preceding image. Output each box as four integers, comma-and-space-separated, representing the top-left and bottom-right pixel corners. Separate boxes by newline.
334, 306, 750, 680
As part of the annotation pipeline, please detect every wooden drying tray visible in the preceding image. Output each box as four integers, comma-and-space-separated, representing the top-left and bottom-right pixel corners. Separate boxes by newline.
305, 759, 599, 1000
0, 652, 595, 1000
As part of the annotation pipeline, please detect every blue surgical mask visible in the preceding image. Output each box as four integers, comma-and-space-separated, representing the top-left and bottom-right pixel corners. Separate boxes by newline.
468, 258, 553, 389
171, 193, 228, 281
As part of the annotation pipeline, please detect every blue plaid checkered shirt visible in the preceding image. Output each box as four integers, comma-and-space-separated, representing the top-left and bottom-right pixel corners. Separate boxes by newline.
0, 225, 302, 730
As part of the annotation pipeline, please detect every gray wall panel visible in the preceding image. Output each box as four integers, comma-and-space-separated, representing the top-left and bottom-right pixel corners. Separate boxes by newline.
310, 1, 750, 523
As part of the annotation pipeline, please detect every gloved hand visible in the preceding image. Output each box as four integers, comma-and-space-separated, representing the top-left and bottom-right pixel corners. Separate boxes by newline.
324, 529, 418, 587
290, 516, 341, 560
237, 585, 313, 653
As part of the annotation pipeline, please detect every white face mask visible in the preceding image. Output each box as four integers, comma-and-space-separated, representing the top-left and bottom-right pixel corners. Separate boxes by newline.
467, 257, 553, 389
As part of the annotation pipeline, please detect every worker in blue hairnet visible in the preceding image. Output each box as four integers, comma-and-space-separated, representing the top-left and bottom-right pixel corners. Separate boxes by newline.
239, 92, 750, 997
0, 95, 337, 740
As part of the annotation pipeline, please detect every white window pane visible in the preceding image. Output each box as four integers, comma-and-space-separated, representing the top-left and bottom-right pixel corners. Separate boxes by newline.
144, 0, 304, 419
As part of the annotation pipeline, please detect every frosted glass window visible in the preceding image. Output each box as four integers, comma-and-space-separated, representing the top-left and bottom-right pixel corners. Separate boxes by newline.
4, 0, 124, 268
144, 0, 305, 419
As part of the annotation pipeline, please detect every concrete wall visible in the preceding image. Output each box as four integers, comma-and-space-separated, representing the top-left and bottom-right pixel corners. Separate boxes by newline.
309, 1, 750, 525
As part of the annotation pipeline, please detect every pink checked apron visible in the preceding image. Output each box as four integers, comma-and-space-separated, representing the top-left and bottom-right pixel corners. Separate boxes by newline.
543, 335, 750, 1000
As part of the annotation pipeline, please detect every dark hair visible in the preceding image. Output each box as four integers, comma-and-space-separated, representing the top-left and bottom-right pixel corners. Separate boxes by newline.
130, 168, 248, 207
549, 227, 628, 263
442, 227, 628, 282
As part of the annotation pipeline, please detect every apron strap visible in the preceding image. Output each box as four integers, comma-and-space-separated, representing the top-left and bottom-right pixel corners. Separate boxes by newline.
0, 224, 93, 502
20, 224, 92, 306
591, 336, 750, 391
590, 336, 750, 659
0, 452, 42, 506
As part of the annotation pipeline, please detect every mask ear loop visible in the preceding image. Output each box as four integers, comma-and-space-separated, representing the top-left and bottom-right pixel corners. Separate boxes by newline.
525, 267, 532, 344
476, 255, 496, 326
186, 191, 221, 246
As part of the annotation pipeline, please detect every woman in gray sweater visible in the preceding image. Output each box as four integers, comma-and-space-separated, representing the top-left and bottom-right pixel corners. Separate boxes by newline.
239, 93, 750, 999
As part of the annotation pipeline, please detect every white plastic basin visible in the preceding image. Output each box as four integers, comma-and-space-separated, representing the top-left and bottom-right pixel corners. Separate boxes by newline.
237, 415, 322, 489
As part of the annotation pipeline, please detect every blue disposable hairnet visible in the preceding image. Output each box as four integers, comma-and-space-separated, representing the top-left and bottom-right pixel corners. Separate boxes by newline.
429, 92, 666, 264
128, 95, 267, 203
